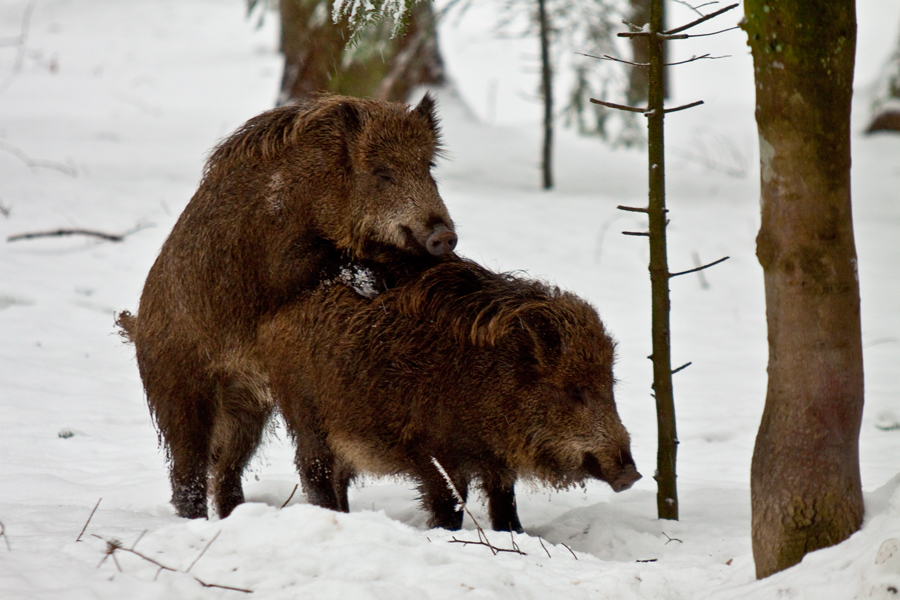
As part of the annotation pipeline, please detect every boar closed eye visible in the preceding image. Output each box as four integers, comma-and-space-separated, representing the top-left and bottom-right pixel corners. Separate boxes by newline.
374, 168, 396, 185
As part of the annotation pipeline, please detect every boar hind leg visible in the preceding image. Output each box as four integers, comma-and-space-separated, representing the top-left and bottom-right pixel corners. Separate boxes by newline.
209, 374, 273, 519
418, 461, 468, 530
294, 433, 347, 512
152, 378, 217, 520
483, 474, 524, 533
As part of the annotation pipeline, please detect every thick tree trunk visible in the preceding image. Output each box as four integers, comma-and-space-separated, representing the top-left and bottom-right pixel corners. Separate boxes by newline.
743, 0, 864, 580
278, 0, 444, 105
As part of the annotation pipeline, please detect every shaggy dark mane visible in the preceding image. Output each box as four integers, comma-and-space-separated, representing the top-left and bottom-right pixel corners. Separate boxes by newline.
384, 258, 599, 352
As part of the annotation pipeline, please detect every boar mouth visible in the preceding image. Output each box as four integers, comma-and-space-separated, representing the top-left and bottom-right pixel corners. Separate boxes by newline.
582, 453, 642, 493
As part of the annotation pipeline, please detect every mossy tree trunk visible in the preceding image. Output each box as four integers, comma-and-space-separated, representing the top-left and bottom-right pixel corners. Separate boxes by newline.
278, 0, 444, 105
742, 0, 864, 580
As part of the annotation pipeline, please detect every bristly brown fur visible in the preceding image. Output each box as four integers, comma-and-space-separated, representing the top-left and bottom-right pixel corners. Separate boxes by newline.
259, 258, 640, 533
119, 93, 456, 521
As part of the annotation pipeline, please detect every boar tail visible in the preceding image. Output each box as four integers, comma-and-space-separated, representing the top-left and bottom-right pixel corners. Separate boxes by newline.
115, 310, 137, 343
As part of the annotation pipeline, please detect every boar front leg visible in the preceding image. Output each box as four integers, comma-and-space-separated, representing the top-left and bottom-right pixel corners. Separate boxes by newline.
483, 475, 524, 533
418, 458, 468, 530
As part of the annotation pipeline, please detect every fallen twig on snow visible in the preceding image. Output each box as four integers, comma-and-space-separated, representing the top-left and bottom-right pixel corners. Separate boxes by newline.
431, 457, 526, 556
0, 519, 10, 551
280, 484, 299, 509
76, 498, 101, 542
93, 531, 252, 594
7, 222, 153, 243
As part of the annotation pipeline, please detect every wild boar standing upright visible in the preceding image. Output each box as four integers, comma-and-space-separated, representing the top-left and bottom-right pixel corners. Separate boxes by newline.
118, 94, 457, 519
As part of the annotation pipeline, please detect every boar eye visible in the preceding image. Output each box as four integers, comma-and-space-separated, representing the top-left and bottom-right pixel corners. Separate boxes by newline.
373, 168, 395, 185
566, 384, 586, 405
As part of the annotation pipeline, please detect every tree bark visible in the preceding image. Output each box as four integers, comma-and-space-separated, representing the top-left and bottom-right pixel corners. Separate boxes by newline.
743, 0, 864, 579
278, 0, 444, 105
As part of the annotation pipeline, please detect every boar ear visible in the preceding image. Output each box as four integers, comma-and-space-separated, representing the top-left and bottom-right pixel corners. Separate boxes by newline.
414, 93, 439, 133
518, 310, 566, 373
336, 101, 364, 138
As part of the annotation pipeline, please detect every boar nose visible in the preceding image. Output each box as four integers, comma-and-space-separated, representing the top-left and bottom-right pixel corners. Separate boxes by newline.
426, 228, 458, 256
611, 465, 642, 492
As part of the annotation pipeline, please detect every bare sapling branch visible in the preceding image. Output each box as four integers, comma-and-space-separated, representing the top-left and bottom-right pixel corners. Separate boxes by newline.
669, 255, 729, 278
665, 54, 730, 66
671, 362, 692, 375
617, 205, 650, 213
664, 3, 738, 35
578, 52, 648, 68
589, 98, 647, 113
622, 231, 650, 237
76, 498, 102, 542
663, 100, 705, 114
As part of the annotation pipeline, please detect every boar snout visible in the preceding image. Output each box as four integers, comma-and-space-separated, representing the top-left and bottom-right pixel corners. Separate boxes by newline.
582, 452, 641, 492
610, 464, 641, 492
426, 226, 458, 256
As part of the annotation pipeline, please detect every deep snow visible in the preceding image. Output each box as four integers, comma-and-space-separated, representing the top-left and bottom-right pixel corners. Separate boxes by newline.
1, 1, 899, 598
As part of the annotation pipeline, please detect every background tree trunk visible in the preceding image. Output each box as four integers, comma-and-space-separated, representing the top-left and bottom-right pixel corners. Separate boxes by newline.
742, 0, 864, 580
866, 17, 900, 133
538, 0, 553, 189
278, 0, 444, 105
626, 0, 666, 105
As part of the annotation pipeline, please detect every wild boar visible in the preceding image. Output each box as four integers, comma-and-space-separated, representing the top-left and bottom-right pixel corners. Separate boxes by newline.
119, 93, 456, 519
258, 258, 640, 531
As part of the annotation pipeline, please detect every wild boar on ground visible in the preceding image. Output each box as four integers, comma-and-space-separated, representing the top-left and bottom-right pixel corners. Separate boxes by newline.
258, 258, 641, 532
118, 93, 456, 519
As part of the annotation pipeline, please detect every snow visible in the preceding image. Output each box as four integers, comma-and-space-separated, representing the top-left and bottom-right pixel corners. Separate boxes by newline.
1, 0, 899, 598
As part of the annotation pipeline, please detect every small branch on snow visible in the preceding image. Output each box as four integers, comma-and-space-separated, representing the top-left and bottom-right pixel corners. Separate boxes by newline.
431, 457, 524, 557
449, 536, 526, 555
0, 520, 10, 551
76, 498, 102, 542
662, 532, 683, 544
93, 533, 252, 593
538, 536, 551, 558
280, 484, 299, 509
0, 140, 77, 176
561, 542, 578, 560
7, 223, 154, 243
186, 531, 221, 573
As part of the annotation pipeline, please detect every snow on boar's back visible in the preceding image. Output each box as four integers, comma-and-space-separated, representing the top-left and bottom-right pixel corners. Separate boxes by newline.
259, 258, 640, 532
118, 93, 455, 520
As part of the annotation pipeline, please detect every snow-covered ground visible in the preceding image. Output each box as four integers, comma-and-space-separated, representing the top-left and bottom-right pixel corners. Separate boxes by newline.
1, 1, 898, 598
